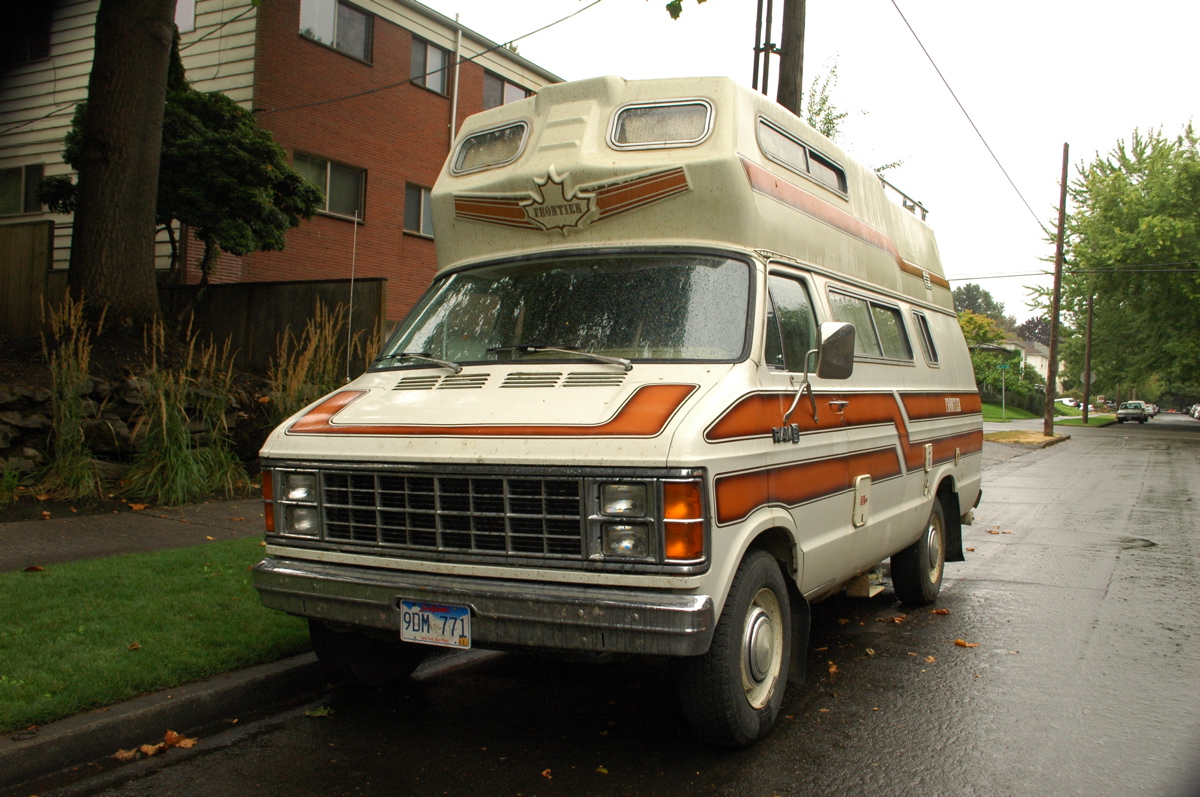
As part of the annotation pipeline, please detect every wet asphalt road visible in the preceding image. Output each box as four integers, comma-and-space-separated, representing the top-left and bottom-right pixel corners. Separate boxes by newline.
49, 416, 1200, 797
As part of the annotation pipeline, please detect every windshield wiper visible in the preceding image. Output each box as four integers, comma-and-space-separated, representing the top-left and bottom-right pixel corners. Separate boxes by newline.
487, 344, 631, 372
373, 351, 462, 373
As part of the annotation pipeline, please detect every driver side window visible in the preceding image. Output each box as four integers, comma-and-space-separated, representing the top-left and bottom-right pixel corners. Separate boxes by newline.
765, 274, 819, 372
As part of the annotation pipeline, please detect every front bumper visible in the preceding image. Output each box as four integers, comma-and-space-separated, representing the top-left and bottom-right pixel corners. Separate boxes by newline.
252, 557, 716, 657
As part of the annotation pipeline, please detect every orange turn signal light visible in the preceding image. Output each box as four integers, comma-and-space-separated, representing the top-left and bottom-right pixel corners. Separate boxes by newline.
663, 482, 704, 560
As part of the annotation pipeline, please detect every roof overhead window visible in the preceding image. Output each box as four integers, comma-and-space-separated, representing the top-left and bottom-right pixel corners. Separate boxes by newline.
452, 122, 529, 175
757, 118, 848, 196
609, 100, 712, 150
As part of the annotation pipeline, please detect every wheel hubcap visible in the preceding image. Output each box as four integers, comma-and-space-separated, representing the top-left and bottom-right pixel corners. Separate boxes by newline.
925, 513, 944, 583
741, 588, 783, 709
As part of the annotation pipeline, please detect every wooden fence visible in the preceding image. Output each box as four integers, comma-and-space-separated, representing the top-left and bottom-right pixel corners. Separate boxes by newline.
159, 278, 388, 373
0, 221, 57, 339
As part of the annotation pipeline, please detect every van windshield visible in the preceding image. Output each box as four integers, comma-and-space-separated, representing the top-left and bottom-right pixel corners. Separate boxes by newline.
376, 254, 752, 368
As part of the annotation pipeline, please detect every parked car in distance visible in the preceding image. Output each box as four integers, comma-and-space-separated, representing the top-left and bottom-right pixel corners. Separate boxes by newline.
1055, 397, 1079, 407
1145, 404, 1159, 417
1117, 401, 1148, 423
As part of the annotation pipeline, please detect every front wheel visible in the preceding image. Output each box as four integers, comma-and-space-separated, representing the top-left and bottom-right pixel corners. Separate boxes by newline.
891, 497, 946, 606
677, 548, 791, 747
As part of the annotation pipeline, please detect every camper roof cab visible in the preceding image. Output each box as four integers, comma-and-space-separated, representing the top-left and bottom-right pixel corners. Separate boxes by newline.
253, 76, 983, 747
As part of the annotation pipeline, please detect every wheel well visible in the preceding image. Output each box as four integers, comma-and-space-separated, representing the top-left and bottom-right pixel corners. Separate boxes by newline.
747, 528, 809, 684
937, 478, 965, 563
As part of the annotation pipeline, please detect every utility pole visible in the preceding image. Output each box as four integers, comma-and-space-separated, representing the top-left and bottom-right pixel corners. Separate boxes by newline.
1082, 294, 1093, 424
1044, 143, 1069, 438
752, 0, 805, 117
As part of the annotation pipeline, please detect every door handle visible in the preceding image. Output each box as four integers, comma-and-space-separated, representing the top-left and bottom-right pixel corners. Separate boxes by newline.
828, 400, 849, 412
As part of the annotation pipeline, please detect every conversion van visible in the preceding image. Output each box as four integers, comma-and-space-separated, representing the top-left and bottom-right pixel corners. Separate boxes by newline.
253, 76, 983, 747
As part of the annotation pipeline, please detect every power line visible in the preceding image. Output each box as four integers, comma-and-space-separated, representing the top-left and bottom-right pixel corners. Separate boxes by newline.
256, 0, 606, 117
888, 0, 1052, 237
948, 262, 1200, 282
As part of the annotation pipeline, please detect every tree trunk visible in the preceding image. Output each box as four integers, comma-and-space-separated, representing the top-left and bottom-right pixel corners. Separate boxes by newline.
775, 0, 806, 116
68, 0, 175, 325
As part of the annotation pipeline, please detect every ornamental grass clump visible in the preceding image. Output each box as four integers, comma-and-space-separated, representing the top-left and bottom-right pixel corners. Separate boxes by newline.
37, 295, 106, 499
123, 320, 247, 506
267, 300, 379, 424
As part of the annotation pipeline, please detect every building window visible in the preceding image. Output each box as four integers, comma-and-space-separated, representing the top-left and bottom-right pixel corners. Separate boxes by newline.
411, 37, 449, 95
299, 0, 372, 62
404, 185, 433, 236
294, 153, 365, 220
174, 0, 196, 33
483, 72, 529, 110
0, 164, 44, 216
0, 5, 52, 67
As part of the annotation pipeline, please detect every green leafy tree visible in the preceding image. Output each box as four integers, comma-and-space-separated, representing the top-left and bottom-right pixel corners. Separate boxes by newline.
1016, 316, 1052, 346
1061, 125, 1200, 388
41, 31, 322, 286
952, 283, 1011, 327
957, 309, 1006, 348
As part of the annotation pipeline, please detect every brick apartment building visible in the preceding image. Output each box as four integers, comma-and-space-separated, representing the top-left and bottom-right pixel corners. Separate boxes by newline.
0, 0, 561, 328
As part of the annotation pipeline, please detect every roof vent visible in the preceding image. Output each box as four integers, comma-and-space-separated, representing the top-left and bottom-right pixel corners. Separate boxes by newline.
562, 372, 626, 388
501, 372, 562, 389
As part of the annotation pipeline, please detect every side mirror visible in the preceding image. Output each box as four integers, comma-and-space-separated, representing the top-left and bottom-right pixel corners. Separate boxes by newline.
815, 321, 855, 380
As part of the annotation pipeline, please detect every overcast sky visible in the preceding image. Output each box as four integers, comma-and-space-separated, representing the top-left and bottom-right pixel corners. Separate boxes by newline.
422, 0, 1198, 323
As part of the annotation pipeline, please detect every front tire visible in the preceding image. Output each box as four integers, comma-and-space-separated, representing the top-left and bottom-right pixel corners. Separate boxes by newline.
678, 548, 791, 747
308, 619, 427, 687
891, 497, 946, 606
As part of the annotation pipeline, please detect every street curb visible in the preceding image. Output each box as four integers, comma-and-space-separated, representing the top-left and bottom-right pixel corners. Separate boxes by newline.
0, 652, 324, 792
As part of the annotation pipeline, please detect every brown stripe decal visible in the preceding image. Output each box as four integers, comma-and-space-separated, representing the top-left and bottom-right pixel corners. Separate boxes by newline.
287, 384, 698, 438
454, 196, 539, 229
741, 157, 949, 290
902, 392, 983, 420
594, 168, 690, 219
715, 448, 903, 526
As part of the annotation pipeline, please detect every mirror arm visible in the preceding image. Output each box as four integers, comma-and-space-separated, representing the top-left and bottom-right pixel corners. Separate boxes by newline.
782, 348, 820, 424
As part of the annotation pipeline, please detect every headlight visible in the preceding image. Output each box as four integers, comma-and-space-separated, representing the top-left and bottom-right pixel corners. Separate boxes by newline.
600, 483, 648, 516
284, 472, 319, 501
285, 505, 321, 537
603, 524, 650, 557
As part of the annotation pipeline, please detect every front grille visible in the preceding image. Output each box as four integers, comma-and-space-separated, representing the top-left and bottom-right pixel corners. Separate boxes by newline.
321, 471, 584, 558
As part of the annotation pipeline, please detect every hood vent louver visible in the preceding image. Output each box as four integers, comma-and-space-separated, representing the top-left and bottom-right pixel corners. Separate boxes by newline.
439, 374, 490, 389
501, 372, 563, 389
392, 374, 490, 391
563, 372, 626, 388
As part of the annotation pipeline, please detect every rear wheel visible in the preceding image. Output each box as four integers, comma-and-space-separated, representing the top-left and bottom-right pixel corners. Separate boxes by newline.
891, 497, 946, 606
308, 619, 427, 687
678, 548, 791, 747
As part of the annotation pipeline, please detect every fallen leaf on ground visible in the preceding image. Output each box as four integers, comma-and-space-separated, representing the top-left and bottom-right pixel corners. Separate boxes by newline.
930, 608, 950, 615
40, 511, 51, 520
838, 618, 850, 625
164, 730, 197, 748
878, 615, 907, 624
229, 517, 245, 522
925, 655, 937, 663
828, 661, 838, 681
35, 493, 51, 501
129, 503, 147, 511
23, 566, 45, 572
541, 769, 553, 779
113, 748, 137, 762
127, 642, 141, 651
140, 743, 165, 757
865, 648, 875, 656
206, 536, 215, 541
966, 547, 976, 552
595, 766, 609, 775
954, 639, 980, 648
987, 530, 1000, 535
305, 706, 334, 718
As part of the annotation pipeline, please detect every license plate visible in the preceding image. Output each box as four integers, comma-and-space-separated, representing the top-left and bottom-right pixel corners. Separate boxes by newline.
400, 600, 471, 649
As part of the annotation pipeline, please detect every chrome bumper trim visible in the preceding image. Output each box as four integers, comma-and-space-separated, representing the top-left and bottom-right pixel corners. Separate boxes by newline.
252, 557, 715, 656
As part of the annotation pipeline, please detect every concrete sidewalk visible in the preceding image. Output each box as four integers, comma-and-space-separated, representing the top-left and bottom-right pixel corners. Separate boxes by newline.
0, 434, 1063, 792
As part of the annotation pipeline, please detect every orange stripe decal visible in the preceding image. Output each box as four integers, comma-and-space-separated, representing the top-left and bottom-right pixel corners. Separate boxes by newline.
287, 384, 698, 438
715, 448, 903, 526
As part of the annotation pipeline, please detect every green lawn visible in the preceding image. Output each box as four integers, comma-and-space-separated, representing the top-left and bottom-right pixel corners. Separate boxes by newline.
981, 403, 1040, 421
0, 538, 310, 734
982, 402, 1116, 426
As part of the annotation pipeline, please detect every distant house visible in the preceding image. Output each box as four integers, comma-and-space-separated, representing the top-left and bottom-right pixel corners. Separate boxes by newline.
0, 0, 561, 327
1001, 336, 1061, 391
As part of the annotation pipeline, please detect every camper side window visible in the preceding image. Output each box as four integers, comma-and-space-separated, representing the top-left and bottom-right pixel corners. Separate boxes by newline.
829, 291, 914, 362
765, 275, 819, 371
911, 311, 939, 364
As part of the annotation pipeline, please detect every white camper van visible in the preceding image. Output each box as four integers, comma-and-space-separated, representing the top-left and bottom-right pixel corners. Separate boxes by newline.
253, 76, 983, 747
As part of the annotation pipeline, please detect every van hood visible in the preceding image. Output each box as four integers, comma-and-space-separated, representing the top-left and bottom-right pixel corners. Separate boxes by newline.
259, 365, 728, 467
